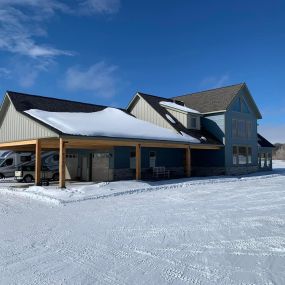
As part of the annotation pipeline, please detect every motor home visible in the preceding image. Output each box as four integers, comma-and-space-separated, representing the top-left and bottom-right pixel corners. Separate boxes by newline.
0, 151, 59, 179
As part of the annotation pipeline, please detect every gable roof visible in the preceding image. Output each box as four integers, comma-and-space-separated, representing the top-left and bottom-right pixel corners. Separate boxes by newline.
133, 92, 222, 145
7, 91, 107, 113
172, 83, 262, 118
258, 133, 275, 148
3, 91, 200, 144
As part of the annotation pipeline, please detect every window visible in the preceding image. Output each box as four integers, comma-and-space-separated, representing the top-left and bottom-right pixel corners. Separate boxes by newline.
238, 120, 246, 137
191, 117, 197, 129
238, 146, 247, 165
233, 146, 238, 165
232, 119, 237, 137
232, 146, 252, 165
53, 154, 59, 161
130, 151, 136, 169
149, 151, 156, 168
267, 153, 272, 167
20, 155, 32, 163
246, 121, 252, 138
261, 153, 266, 168
247, 147, 252, 164
232, 119, 253, 138
3, 158, 13, 167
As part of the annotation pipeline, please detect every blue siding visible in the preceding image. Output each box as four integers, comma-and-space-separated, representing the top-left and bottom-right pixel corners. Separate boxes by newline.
191, 149, 225, 167
225, 88, 259, 167
114, 146, 184, 169
202, 114, 225, 144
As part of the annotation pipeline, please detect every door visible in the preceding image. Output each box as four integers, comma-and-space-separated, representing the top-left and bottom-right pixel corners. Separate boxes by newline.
92, 152, 110, 181
65, 153, 78, 180
81, 156, 90, 181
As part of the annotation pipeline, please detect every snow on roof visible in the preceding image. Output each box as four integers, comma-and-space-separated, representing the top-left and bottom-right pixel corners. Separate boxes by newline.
25, 108, 200, 143
165, 114, 176, 124
159, 101, 200, 114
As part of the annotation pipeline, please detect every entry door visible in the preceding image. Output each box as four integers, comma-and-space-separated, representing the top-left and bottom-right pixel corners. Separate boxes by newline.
81, 156, 90, 181
92, 153, 110, 181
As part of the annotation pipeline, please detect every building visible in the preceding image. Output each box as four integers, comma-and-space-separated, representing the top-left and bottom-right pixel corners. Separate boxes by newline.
0, 91, 221, 187
127, 83, 274, 176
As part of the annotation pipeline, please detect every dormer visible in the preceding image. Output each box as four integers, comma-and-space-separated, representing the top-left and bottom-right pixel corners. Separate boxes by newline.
159, 100, 201, 130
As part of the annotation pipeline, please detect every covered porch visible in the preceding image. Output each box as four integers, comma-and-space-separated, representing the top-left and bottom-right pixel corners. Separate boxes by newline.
0, 137, 221, 188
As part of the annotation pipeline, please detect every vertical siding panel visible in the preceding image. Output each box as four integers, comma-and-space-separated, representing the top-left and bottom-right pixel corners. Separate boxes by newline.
0, 103, 58, 143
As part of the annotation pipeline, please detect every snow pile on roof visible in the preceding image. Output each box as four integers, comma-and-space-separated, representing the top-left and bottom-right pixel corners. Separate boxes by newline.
25, 108, 200, 143
160, 101, 200, 114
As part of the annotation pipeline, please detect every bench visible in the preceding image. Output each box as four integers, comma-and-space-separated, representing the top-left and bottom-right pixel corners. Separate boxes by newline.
153, 166, 170, 179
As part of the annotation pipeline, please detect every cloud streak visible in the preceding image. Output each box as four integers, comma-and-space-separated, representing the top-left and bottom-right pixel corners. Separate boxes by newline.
64, 61, 119, 98
0, 0, 121, 86
200, 74, 230, 89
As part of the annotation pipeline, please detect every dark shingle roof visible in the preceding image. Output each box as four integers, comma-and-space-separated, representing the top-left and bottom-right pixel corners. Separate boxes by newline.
7, 91, 107, 113
258, 133, 275, 148
172, 83, 245, 114
137, 92, 222, 145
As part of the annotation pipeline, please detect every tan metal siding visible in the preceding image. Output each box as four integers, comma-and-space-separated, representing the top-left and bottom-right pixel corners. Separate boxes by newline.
167, 109, 188, 127
0, 102, 58, 142
130, 97, 174, 130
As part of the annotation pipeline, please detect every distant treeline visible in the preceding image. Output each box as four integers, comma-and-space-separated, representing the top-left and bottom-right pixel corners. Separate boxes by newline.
273, 144, 285, 160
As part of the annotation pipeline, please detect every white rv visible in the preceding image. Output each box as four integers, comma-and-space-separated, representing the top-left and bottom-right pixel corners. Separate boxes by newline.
0, 151, 59, 180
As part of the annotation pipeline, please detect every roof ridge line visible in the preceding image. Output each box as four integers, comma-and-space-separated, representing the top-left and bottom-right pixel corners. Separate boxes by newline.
6, 90, 109, 109
172, 82, 245, 98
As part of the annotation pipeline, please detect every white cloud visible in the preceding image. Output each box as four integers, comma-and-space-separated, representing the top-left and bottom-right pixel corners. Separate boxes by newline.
79, 0, 120, 15
0, 0, 121, 86
64, 61, 118, 98
258, 124, 285, 144
201, 74, 230, 89
0, 67, 10, 78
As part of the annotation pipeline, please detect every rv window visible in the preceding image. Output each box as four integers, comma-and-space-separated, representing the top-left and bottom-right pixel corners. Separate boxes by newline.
53, 154, 59, 161
20, 156, 32, 162
4, 158, 13, 166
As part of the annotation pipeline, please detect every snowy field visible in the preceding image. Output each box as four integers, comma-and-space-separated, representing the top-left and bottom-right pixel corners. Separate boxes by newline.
0, 162, 285, 284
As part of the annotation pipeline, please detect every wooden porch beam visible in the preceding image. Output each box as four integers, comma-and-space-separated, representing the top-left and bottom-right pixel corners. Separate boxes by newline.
35, 139, 41, 186
59, 138, 66, 188
136, 144, 141, 180
185, 146, 191, 178
0, 139, 37, 149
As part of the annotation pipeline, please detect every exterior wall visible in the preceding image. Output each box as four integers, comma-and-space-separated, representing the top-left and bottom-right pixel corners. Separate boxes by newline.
258, 147, 273, 171
167, 108, 188, 127
113, 146, 185, 180
202, 113, 225, 144
225, 90, 259, 173
130, 96, 174, 130
0, 100, 58, 142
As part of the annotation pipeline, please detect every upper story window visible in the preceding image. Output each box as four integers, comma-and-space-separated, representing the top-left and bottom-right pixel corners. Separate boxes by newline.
232, 119, 253, 138
232, 97, 250, 113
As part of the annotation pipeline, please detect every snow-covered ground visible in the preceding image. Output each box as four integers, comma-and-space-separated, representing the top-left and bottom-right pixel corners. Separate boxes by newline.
0, 161, 285, 284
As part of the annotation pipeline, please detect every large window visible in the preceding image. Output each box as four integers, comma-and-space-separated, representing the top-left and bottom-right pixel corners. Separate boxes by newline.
191, 117, 197, 129
232, 119, 253, 138
232, 146, 252, 165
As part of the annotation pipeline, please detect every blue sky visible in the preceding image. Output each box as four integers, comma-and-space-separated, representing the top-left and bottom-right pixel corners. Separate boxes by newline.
0, 0, 284, 142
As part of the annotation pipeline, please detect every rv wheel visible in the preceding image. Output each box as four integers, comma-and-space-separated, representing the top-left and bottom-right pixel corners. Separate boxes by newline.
23, 175, 33, 183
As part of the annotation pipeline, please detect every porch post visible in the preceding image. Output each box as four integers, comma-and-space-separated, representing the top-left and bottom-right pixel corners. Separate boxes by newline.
136, 144, 141, 180
59, 138, 66, 188
185, 146, 191, 177
35, 139, 41, 186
